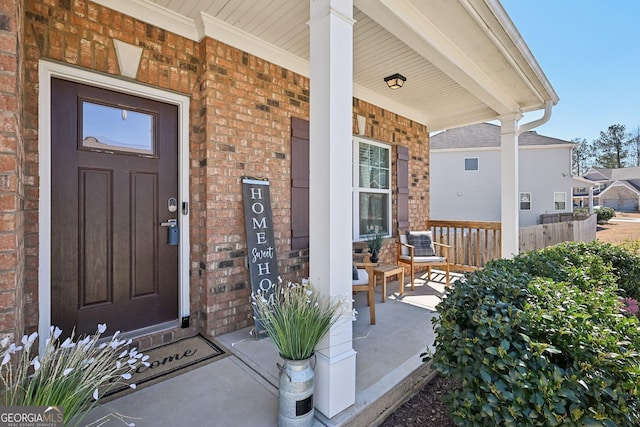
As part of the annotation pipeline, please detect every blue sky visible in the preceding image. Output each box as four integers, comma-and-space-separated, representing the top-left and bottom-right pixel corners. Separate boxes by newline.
500, 1, 640, 143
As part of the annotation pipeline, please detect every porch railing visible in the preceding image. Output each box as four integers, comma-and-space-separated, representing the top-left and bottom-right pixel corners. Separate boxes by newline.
427, 215, 597, 271
428, 220, 502, 271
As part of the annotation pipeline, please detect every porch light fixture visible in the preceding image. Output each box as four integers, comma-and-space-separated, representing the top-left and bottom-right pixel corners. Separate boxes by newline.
384, 73, 406, 90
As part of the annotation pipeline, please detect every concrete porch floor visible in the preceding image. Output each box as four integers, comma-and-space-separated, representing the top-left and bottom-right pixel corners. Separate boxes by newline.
86, 270, 461, 427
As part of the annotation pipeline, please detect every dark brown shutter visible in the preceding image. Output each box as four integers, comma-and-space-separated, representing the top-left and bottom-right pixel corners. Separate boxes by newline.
291, 117, 310, 250
396, 145, 409, 230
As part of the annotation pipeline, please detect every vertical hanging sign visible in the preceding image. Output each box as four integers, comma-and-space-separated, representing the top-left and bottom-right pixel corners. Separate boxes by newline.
242, 178, 279, 336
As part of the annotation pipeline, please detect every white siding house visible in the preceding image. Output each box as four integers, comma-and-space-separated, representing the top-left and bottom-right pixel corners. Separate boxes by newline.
576, 167, 640, 211
430, 123, 575, 227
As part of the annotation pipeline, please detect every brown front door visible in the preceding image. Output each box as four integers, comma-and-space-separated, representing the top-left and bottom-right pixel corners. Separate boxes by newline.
51, 78, 179, 337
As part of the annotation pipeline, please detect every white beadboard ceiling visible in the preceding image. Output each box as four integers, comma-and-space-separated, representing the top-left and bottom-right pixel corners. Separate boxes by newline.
94, 0, 558, 132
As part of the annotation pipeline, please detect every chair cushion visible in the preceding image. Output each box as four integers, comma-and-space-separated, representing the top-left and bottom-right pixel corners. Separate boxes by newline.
352, 268, 369, 285
406, 230, 436, 256
400, 255, 446, 263
352, 264, 359, 280
399, 234, 409, 256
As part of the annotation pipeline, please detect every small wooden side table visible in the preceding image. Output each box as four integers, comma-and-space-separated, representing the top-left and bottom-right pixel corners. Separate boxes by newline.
373, 264, 405, 303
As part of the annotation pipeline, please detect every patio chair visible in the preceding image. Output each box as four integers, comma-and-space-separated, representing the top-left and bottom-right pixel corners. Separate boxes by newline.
397, 230, 451, 288
353, 253, 377, 324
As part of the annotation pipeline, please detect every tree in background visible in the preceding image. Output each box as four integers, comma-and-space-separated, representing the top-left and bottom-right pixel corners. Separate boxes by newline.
571, 137, 593, 175
630, 126, 640, 166
592, 124, 630, 168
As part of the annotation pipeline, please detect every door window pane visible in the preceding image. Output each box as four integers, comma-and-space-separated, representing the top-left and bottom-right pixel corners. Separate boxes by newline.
82, 101, 155, 155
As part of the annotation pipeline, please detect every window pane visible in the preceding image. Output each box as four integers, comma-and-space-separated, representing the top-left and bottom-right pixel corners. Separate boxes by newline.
359, 193, 389, 236
519, 193, 531, 210
464, 158, 478, 171
554, 192, 566, 210
377, 169, 388, 189
358, 142, 389, 189
82, 101, 155, 155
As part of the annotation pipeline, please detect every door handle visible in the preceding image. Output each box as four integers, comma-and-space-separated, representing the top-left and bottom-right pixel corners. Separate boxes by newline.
160, 219, 179, 245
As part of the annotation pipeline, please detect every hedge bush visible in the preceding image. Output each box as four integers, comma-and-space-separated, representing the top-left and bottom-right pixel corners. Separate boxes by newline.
595, 206, 616, 223
428, 241, 640, 426
519, 241, 640, 301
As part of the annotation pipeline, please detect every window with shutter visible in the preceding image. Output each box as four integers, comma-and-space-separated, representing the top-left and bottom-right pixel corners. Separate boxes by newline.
290, 122, 404, 246
291, 117, 309, 250
353, 137, 391, 239
396, 145, 409, 230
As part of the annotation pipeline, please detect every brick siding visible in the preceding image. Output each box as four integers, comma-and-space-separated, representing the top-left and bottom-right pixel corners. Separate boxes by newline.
7, 0, 431, 343
0, 0, 23, 342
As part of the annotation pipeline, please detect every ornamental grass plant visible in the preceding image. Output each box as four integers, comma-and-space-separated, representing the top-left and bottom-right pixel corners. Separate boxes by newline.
252, 279, 348, 360
0, 324, 149, 426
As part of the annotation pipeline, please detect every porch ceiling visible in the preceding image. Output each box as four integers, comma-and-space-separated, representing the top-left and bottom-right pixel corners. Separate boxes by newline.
97, 0, 558, 132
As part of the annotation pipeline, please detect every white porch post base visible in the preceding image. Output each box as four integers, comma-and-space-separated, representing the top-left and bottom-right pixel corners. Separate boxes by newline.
314, 348, 357, 418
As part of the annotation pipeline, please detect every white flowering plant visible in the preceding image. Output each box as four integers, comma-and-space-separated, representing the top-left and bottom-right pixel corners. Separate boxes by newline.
0, 324, 149, 426
252, 279, 350, 361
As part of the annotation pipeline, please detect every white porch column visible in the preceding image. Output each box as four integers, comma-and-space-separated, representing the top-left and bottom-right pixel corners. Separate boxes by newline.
500, 113, 522, 258
308, 0, 356, 418
588, 187, 594, 213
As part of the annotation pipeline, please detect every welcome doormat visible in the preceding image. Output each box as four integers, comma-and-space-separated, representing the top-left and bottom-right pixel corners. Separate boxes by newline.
103, 334, 228, 401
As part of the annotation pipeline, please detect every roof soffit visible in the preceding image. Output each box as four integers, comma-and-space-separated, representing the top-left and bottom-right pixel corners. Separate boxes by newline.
355, 0, 520, 114
92, 0, 556, 131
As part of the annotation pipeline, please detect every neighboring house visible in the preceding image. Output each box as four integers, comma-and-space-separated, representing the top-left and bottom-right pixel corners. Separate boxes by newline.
575, 167, 640, 211
430, 123, 575, 227
0, 0, 557, 418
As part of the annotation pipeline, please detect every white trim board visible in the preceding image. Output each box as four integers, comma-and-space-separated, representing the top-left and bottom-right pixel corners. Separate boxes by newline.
38, 60, 191, 349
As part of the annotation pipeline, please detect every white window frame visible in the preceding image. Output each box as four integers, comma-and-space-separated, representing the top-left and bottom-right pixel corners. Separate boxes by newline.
519, 192, 532, 210
554, 192, 567, 210
464, 157, 479, 171
352, 136, 392, 240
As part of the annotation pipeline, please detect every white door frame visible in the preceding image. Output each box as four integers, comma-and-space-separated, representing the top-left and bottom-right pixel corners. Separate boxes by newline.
38, 60, 190, 345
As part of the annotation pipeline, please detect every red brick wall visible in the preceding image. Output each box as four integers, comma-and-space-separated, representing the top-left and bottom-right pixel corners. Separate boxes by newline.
0, 0, 24, 341
17, 0, 431, 341
22, 0, 203, 343
197, 38, 311, 336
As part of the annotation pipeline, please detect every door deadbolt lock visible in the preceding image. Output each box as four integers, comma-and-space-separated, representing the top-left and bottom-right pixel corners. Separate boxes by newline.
168, 198, 178, 213
160, 219, 179, 245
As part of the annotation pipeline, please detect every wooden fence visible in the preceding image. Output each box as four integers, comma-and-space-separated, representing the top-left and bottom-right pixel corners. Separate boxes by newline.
518, 213, 597, 253
428, 214, 597, 271
428, 220, 502, 271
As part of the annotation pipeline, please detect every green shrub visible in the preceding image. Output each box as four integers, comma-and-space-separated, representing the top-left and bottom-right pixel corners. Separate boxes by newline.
535, 241, 640, 300
427, 241, 640, 426
619, 239, 640, 256
595, 206, 616, 222
574, 207, 589, 216
506, 241, 640, 301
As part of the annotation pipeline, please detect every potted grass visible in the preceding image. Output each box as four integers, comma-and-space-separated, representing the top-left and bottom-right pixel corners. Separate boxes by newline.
366, 231, 385, 263
0, 324, 149, 426
252, 279, 346, 427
